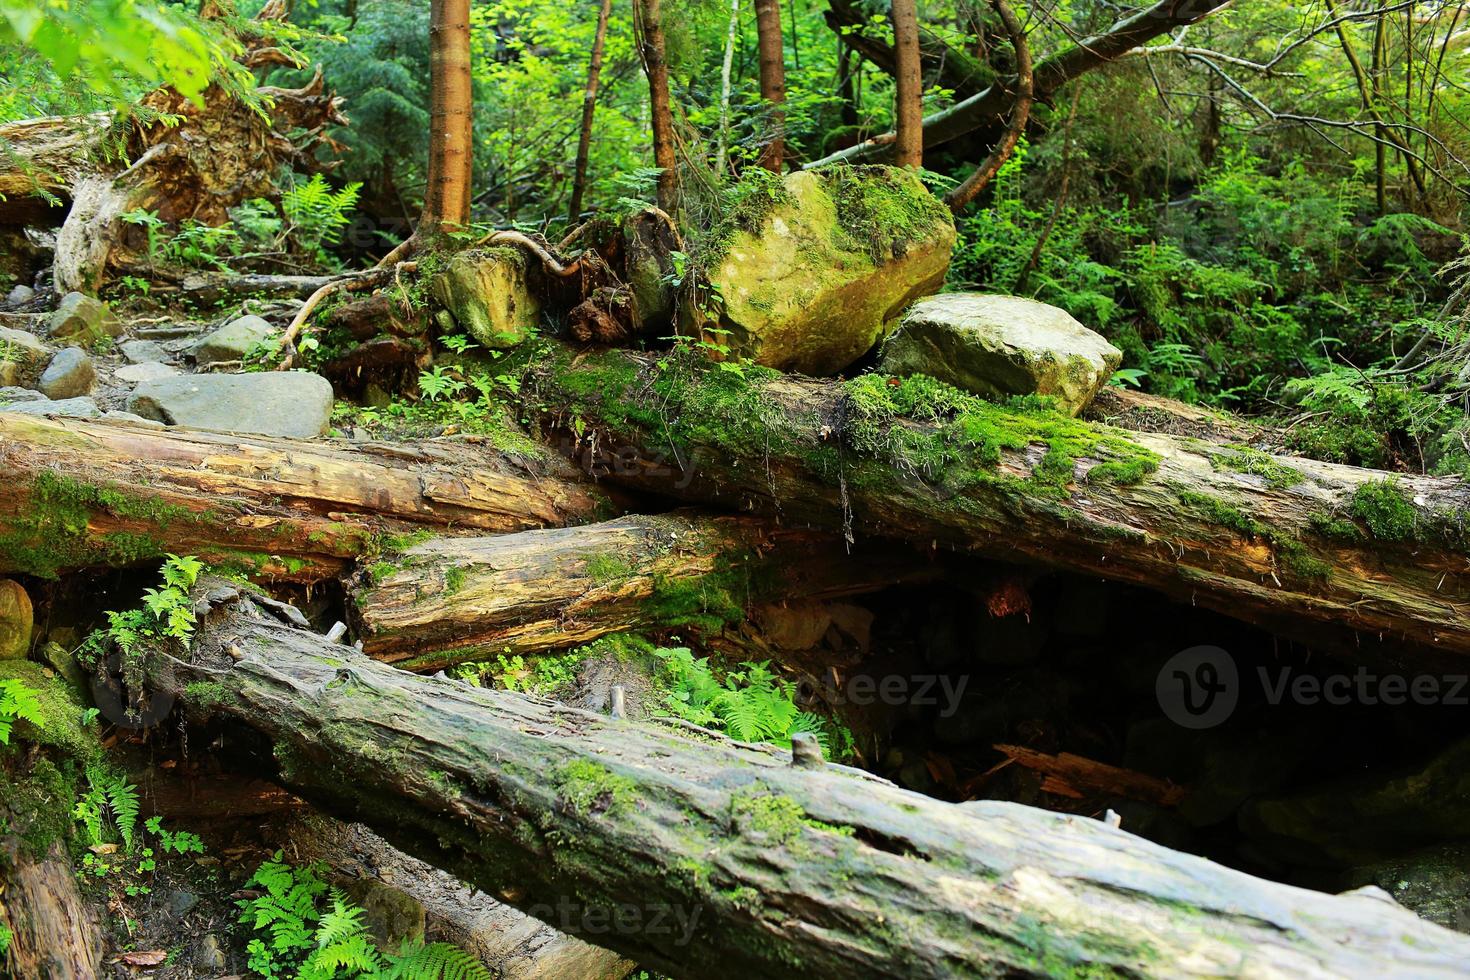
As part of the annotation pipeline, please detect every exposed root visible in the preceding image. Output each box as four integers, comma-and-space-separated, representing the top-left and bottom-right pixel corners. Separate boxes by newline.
274, 263, 415, 370
475, 229, 585, 277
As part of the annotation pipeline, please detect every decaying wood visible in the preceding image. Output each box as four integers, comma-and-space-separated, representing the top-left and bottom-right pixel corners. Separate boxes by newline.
142, 582, 1470, 977
0, 414, 610, 582
535, 350, 1470, 665
0, 839, 103, 980
993, 744, 1187, 807
350, 511, 935, 670
288, 814, 635, 980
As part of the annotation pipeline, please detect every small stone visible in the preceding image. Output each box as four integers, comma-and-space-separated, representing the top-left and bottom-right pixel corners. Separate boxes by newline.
115, 362, 181, 384
102, 410, 166, 429
0, 396, 101, 419
38, 347, 95, 399
46, 292, 122, 343
6, 284, 35, 305
191, 314, 277, 367
0, 579, 33, 660
193, 935, 227, 973
881, 293, 1123, 416
0, 386, 47, 404
127, 372, 335, 438
0, 325, 53, 387
167, 889, 199, 917
120, 339, 171, 364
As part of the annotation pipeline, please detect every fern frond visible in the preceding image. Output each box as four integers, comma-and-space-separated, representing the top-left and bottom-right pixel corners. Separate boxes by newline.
383, 941, 492, 980
106, 775, 141, 852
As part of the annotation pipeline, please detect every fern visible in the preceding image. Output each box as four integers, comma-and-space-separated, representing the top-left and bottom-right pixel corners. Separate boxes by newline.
382, 942, 492, 980
282, 173, 362, 264
0, 678, 44, 745
106, 774, 141, 852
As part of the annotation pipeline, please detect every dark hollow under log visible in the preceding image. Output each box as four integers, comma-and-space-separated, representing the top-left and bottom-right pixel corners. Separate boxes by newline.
531, 348, 1470, 667
349, 511, 937, 670
0, 413, 612, 582
141, 581, 1470, 977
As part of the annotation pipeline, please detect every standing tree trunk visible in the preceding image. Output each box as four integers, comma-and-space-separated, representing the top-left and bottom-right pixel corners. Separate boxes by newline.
567, 0, 614, 223
636, 0, 679, 212
421, 0, 474, 233
944, 0, 1032, 212
891, 0, 924, 168
753, 0, 787, 171
714, 0, 741, 175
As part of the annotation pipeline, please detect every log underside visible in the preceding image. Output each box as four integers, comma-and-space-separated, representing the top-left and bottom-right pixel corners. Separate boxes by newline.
140, 582, 1470, 978
534, 349, 1470, 668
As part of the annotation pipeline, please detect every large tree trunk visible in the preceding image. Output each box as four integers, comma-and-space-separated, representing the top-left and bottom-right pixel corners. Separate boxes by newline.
532, 349, 1470, 666
823, 0, 991, 101
348, 511, 935, 669
142, 581, 1470, 977
753, 0, 788, 171
637, 0, 680, 213
889, 0, 924, 168
421, 0, 474, 232
806, 0, 1232, 169
0, 414, 610, 582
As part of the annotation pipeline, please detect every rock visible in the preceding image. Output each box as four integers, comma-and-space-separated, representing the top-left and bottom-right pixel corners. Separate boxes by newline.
0, 580, 32, 659
708, 167, 954, 375
102, 410, 167, 429
431, 248, 541, 349
881, 293, 1121, 416
191, 314, 276, 367
7, 284, 34, 305
115, 362, 181, 384
193, 935, 227, 973
126, 372, 335, 438
0, 325, 53, 387
1341, 844, 1470, 933
166, 889, 199, 917
45, 292, 121, 343
752, 600, 833, 651
0, 396, 101, 419
37, 348, 95, 399
0, 386, 47, 404
38, 640, 86, 690
119, 339, 170, 364
343, 880, 425, 954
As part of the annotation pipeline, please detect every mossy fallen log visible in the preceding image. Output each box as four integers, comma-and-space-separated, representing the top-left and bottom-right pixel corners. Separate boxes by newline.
532, 348, 1470, 664
145, 581, 1470, 977
349, 511, 934, 670
0, 414, 611, 582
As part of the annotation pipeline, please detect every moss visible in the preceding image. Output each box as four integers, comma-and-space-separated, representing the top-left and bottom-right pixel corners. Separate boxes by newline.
0, 473, 202, 579
698, 167, 793, 263
729, 789, 854, 851
365, 561, 401, 585
0, 660, 98, 762
443, 565, 468, 596
1177, 491, 1329, 582
555, 760, 636, 818
815, 164, 952, 263
584, 552, 634, 584
1350, 479, 1417, 542
183, 681, 231, 711
646, 567, 752, 632
841, 374, 1160, 494
1211, 447, 1305, 489
3, 755, 82, 860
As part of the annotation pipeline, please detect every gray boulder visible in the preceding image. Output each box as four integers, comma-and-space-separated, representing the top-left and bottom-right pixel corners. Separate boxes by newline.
127, 372, 335, 438
0, 325, 53, 388
38, 347, 95, 399
191, 315, 277, 367
103, 410, 166, 429
881, 293, 1122, 416
115, 362, 181, 384
0, 396, 101, 419
120, 339, 171, 364
46, 292, 122, 343
0, 387, 46, 404
6, 284, 34, 305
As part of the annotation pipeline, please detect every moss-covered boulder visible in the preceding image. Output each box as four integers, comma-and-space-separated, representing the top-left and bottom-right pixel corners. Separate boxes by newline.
0, 325, 53, 388
706, 166, 954, 375
430, 248, 541, 349
881, 293, 1121, 416
0, 578, 32, 659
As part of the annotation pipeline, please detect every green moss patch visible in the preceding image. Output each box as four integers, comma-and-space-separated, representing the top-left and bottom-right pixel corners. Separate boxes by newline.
729, 789, 854, 851
1177, 490, 1330, 581
1349, 479, 1418, 542
1210, 447, 1305, 490
555, 760, 636, 818
815, 164, 953, 262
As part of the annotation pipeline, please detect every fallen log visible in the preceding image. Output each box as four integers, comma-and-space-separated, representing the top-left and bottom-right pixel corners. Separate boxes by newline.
287, 813, 635, 980
533, 349, 1470, 664
142, 581, 1470, 976
0, 413, 611, 582
350, 511, 934, 670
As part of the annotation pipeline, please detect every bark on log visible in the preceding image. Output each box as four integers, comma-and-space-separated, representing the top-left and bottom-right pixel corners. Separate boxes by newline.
0, 413, 611, 582
349, 511, 935, 670
144, 582, 1470, 977
806, 0, 1233, 169
288, 813, 635, 980
0, 839, 103, 980
534, 349, 1470, 665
